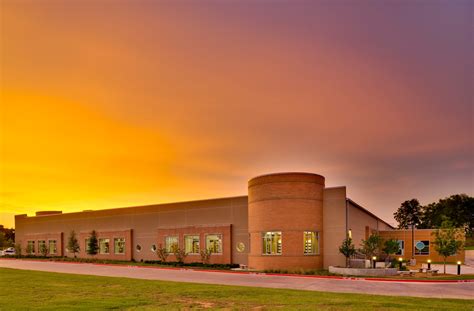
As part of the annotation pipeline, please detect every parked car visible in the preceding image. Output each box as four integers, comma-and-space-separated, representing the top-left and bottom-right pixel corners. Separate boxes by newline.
1, 247, 16, 256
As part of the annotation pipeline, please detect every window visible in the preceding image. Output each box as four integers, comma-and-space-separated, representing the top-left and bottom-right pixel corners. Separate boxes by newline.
27, 241, 35, 254
304, 231, 319, 255
165, 236, 179, 253
414, 240, 429, 255
184, 235, 200, 254
151, 244, 157, 253
99, 238, 110, 254
114, 238, 125, 254
48, 240, 57, 255
38, 240, 46, 254
136, 244, 142, 252
85, 239, 90, 253
396, 240, 404, 255
262, 232, 282, 255
206, 234, 222, 254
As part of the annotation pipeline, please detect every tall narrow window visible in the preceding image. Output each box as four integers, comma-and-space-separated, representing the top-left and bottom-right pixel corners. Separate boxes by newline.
184, 235, 200, 254
38, 240, 46, 254
27, 241, 35, 254
165, 236, 179, 253
85, 239, 90, 253
48, 240, 57, 255
396, 240, 404, 255
304, 231, 319, 254
114, 238, 125, 254
262, 232, 282, 255
206, 234, 222, 254
99, 238, 110, 254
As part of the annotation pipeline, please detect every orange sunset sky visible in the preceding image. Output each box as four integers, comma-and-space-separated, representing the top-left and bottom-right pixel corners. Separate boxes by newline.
0, 1, 472, 228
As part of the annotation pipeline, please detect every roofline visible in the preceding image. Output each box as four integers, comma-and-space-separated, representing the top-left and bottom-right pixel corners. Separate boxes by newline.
346, 198, 395, 229
18, 195, 249, 219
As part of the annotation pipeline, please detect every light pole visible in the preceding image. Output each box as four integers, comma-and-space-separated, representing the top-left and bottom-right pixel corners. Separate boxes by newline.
398, 257, 403, 270
372, 256, 377, 269
457, 261, 461, 275
427, 259, 431, 270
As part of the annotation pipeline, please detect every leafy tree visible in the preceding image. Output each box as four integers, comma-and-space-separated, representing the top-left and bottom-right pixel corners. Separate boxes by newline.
432, 220, 464, 274
87, 230, 99, 256
200, 248, 212, 265
67, 230, 80, 258
173, 247, 187, 264
394, 199, 422, 229
360, 233, 382, 265
382, 239, 400, 262
338, 238, 356, 267
420, 194, 473, 237
156, 244, 169, 262
0, 232, 5, 249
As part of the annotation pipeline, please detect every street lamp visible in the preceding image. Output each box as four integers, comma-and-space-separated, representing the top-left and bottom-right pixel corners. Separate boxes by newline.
457, 261, 461, 275
398, 257, 403, 270
372, 256, 377, 269
427, 259, 431, 270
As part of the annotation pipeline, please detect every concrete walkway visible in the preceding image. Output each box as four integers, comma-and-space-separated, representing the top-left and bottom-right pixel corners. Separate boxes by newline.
0, 259, 473, 300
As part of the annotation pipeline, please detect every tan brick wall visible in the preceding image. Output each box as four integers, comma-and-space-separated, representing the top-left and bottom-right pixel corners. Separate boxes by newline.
156, 225, 232, 264
379, 229, 465, 263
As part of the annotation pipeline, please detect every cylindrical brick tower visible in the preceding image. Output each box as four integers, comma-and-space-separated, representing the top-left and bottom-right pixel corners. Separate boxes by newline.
248, 172, 325, 270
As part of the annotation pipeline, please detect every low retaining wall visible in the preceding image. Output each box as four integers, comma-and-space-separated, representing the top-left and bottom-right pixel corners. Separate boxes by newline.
329, 266, 398, 276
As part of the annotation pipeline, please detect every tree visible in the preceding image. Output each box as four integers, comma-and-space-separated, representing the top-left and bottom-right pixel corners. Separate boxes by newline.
26, 243, 35, 255
382, 239, 400, 262
420, 194, 473, 237
67, 230, 80, 258
14, 243, 22, 257
394, 199, 422, 229
87, 230, 99, 256
156, 244, 169, 262
200, 248, 212, 265
432, 220, 464, 274
361, 233, 382, 266
338, 238, 356, 267
0, 232, 5, 249
173, 247, 187, 264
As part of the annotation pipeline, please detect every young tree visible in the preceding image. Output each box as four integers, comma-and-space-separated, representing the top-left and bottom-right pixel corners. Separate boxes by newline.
14, 243, 22, 257
87, 230, 99, 256
26, 243, 35, 255
361, 233, 382, 266
156, 244, 169, 262
173, 247, 187, 264
432, 220, 464, 274
382, 239, 400, 262
338, 237, 356, 267
200, 248, 212, 265
67, 230, 80, 258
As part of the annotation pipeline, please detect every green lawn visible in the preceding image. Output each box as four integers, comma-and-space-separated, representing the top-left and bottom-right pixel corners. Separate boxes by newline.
0, 268, 473, 310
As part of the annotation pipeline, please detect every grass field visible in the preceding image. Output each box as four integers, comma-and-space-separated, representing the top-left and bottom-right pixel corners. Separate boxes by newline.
0, 268, 473, 310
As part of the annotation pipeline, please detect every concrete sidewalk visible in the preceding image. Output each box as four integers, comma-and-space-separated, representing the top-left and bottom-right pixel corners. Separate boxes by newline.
0, 259, 473, 300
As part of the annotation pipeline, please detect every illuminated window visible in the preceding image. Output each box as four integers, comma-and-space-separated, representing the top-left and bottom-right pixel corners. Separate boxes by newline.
165, 236, 179, 253
38, 240, 46, 254
414, 240, 429, 255
48, 240, 57, 255
27, 241, 35, 254
262, 232, 282, 255
114, 238, 125, 254
304, 231, 319, 255
395, 240, 404, 255
184, 235, 200, 254
99, 238, 110, 254
206, 234, 222, 254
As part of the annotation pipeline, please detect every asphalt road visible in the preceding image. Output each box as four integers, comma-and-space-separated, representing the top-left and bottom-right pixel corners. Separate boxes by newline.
0, 259, 473, 300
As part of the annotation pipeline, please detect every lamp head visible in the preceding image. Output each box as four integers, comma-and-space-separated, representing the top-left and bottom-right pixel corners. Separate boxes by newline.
427, 259, 431, 263
457, 261, 461, 265
398, 257, 403, 262
372, 256, 377, 260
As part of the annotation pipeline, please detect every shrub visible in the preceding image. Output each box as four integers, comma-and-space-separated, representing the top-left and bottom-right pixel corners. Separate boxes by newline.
67, 230, 80, 258
87, 230, 99, 256
173, 247, 187, 264
200, 248, 212, 264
